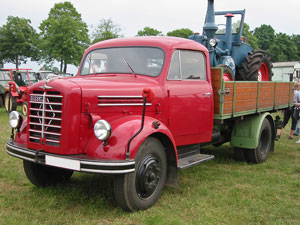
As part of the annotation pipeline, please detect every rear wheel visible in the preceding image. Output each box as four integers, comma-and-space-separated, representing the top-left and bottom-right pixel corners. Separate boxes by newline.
4, 93, 17, 112
217, 64, 234, 81
23, 161, 73, 187
247, 118, 273, 163
114, 137, 167, 211
237, 50, 272, 81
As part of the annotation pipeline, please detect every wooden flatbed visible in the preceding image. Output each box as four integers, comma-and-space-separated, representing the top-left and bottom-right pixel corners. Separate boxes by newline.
212, 68, 294, 120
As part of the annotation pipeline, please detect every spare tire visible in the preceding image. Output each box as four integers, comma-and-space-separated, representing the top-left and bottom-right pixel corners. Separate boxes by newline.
237, 50, 273, 81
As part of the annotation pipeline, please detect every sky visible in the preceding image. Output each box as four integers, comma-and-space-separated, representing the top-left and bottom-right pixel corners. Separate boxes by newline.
0, 0, 299, 74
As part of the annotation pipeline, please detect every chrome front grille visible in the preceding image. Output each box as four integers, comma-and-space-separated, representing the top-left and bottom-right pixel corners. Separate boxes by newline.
29, 90, 63, 147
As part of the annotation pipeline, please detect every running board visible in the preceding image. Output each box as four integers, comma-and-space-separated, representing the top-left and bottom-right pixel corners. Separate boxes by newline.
178, 153, 214, 170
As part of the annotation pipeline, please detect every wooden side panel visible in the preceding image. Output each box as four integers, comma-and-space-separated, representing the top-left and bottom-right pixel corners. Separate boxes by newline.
234, 82, 258, 113
211, 68, 222, 115
258, 82, 275, 109
275, 83, 291, 107
223, 83, 234, 114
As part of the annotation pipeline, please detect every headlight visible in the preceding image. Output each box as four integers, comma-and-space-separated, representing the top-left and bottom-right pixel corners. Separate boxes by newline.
94, 120, 111, 141
9, 111, 23, 129
209, 38, 218, 47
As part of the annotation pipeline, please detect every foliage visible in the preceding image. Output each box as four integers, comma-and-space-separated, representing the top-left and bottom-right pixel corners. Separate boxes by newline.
242, 23, 259, 49
39, 2, 90, 73
268, 33, 299, 62
0, 16, 39, 68
292, 34, 300, 59
91, 18, 123, 44
137, 26, 163, 36
254, 24, 275, 51
167, 28, 194, 38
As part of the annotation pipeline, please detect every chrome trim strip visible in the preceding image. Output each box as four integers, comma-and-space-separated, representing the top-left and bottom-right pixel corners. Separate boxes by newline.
29, 115, 62, 121
29, 129, 62, 136
30, 94, 63, 98
6, 151, 35, 162
30, 101, 62, 106
30, 108, 62, 113
80, 168, 135, 174
29, 136, 41, 140
98, 96, 142, 98
46, 139, 60, 143
7, 144, 36, 156
29, 122, 62, 128
81, 160, 135, 167
98, 103, 152, 106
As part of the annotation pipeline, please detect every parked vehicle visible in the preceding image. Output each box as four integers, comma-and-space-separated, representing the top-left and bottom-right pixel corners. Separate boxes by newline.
6, 36, 293, 211
189, 0, 272, 81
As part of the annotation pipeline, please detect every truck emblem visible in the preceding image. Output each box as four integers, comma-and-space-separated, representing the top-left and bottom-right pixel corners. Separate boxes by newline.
30, 95, 43, 102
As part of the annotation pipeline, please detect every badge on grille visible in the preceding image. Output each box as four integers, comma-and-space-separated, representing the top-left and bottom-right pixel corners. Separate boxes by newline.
30, 95, 44, 102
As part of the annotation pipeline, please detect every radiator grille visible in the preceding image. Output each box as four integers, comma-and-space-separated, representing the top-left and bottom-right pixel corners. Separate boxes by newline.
29, 90, 63, 147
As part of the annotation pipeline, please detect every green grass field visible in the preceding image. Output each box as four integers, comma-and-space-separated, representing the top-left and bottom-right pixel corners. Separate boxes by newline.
0, 108, 299, 225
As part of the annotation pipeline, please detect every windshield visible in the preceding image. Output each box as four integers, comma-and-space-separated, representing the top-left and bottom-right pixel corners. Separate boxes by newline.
80, 47, 165, 77
215, 14, 242, 35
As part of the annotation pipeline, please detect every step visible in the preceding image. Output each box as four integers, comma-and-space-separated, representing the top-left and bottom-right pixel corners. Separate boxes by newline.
177, 153, 214, 170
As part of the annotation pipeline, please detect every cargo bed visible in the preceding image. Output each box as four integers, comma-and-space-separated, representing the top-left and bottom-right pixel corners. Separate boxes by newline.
212, 68, 294, 120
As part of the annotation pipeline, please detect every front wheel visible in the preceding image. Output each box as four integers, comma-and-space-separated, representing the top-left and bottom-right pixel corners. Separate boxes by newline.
22, 102, 28, 116
114, 137, 167, 211
247, 118, 273, 163
4, 93, 17, 112
23, 161, 73, 187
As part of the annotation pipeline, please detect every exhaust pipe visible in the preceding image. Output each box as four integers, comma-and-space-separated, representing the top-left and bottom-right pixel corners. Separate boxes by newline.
203, 0, 218, 40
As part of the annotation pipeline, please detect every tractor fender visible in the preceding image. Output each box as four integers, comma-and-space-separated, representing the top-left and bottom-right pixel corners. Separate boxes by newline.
85, 115, 177, 161
231, 113, 275, 149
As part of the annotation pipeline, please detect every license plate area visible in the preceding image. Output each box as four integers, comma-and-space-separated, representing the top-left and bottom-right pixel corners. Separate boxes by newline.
45, 155, 80, 171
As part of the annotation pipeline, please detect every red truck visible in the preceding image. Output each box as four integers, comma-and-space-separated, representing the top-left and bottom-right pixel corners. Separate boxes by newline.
6, 37, 293, 211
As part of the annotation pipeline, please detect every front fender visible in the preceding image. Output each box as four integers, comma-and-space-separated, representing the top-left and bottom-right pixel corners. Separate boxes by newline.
85, 115, 177, 160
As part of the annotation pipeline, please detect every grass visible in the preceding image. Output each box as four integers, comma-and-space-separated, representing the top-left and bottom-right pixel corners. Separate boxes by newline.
0, 107, 299, 225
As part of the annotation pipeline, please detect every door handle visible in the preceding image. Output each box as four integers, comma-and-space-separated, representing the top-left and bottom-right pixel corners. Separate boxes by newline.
204, 92, 212, 96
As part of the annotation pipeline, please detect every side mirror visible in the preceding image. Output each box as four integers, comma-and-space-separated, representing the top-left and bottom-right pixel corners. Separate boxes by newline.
142, 88, 155, 103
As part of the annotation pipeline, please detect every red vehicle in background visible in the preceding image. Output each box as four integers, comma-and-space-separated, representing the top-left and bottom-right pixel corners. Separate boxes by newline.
2, 69, 34, 115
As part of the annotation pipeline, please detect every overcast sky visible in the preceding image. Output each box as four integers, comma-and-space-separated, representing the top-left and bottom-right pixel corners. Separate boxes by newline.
1, 0, 299, 73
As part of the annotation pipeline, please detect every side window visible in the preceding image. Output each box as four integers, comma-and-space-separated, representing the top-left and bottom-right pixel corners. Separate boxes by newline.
167, 50, 180, 80
167, 50, 207, 81
181, 50, 207, 80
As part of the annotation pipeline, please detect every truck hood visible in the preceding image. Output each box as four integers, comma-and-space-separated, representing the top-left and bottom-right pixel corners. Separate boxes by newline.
65, 75, 163, 113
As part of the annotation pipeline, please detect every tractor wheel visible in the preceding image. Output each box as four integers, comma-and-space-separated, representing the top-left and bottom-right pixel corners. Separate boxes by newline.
237, 50, 272, 81
4, 93, 17, 112
22, 102, 28, 116
217, 64, 234, 81
114, 137, 167, 211
0, 95, 3, 107
246, 118, 273, 163
23, 160, 73, 187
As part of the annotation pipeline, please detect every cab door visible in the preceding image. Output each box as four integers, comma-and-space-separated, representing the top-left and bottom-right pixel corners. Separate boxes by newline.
166, 50, 213, 146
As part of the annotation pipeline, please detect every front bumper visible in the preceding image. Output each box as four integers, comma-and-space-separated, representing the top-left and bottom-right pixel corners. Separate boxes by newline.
6, 141, 135, 174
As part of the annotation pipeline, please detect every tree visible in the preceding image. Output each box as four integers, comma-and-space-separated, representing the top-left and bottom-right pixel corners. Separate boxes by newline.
254, 24, 275, 51
292, 35, 300, 59
242, 23, 258, 49
167, 28, 194, 38
39, 2, 90, 73
0, 16, 39, 68
268, 33, 299, 62
136, 27, 163, 36
91, 18, 123, 44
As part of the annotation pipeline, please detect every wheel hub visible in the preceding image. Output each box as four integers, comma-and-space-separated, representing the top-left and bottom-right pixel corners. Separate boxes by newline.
136, 154, 161, 198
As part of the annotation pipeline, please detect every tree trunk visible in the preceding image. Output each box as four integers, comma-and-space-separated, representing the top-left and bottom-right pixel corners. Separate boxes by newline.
60, 60, 63, 73
63, 61, 67, 73
16, 55, 19, 69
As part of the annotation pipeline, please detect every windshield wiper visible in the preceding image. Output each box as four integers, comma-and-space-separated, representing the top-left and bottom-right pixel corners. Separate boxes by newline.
122, 57, 137, 78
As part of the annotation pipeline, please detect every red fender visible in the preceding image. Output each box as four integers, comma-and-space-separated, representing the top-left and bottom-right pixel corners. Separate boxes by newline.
85, 115, 177, 161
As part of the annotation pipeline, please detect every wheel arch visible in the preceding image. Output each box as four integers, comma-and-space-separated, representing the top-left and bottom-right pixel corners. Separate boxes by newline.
231, 113, 274, 149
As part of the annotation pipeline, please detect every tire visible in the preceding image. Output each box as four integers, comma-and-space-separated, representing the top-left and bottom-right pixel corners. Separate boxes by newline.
233, 147, 248, 162
114, 137, 167, 211
4, 93, 17, 112
237, 50, 273, 81
22, 102, 28, 116
0, 95, 3, 107
217, 64, 234, 81
247, 118, 273, 163
23, 160, 73, 187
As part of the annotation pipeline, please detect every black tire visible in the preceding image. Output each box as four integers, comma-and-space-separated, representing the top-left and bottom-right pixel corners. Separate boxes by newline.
114, 137, 167, 211
22, 102, 28, 116
247, 118, 273, 163
23, 161, 73, 187
237, 50, 273, 81
4, 92, 17, 112
233, 147, 248, 162
217, 64, 234, 81
0, 95, 3, 107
